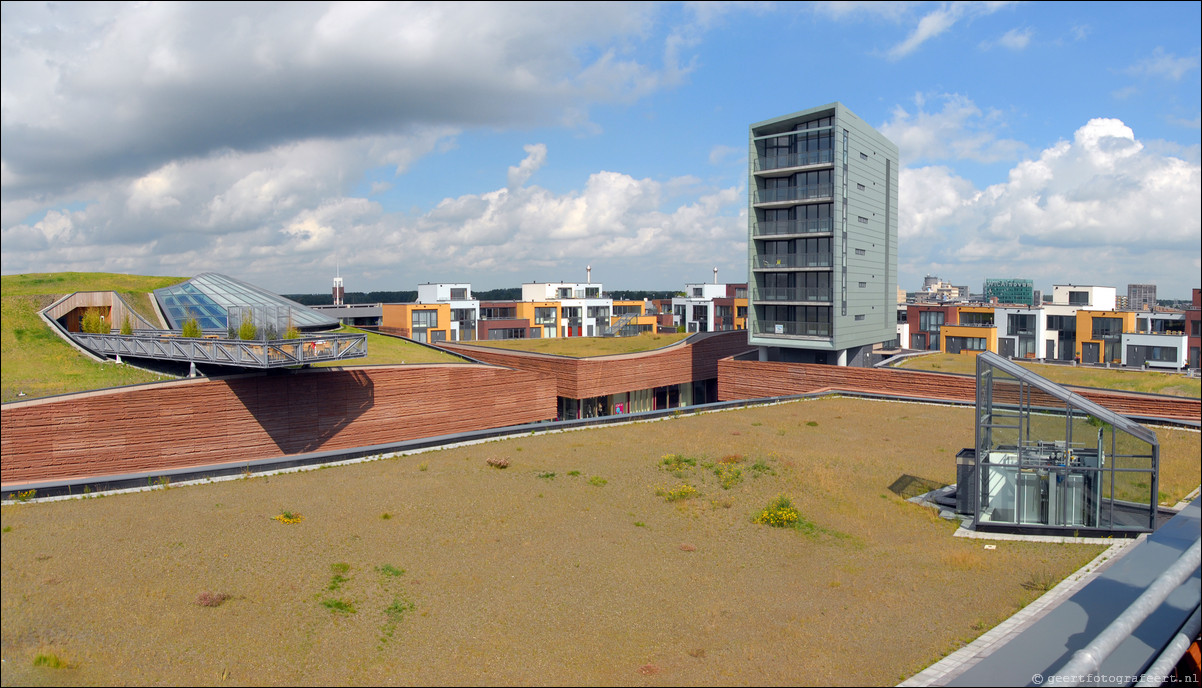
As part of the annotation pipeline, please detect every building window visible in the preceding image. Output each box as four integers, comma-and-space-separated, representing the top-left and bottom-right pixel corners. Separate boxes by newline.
1047, 315, 1076, 332
534, 307, 557, 325
919, 310, 945, 334
412, 310, 438, 328
854, 314, 865, 321
488, 328, 526, 340
1092, 317, 1123, 338
858, 216, 869, 224
1068, 291, 1090, 306
857, 183, 865, 191
1142, 346, 1178, 362
961, 311, 994, 326
855, 248, 866, 255
450, 288, 467, 300
946, 336, 986, 354
858, 282, 867, 288
1008, 313, 1036, 334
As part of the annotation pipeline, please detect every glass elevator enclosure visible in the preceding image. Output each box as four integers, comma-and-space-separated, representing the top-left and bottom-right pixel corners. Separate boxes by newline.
969, 352, 1159, 534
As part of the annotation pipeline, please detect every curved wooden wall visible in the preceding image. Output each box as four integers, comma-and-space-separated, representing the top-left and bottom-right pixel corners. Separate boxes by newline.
1, 364, 555, 486
439, 330, 754, 400
716, 359, 1201, 422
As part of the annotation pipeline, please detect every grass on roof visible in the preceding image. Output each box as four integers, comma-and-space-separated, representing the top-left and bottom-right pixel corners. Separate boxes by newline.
1, 273, 186, 403
311, 327, 465, 367
894, 352, 1200, 398
9, 397, 1193, 685
463, 331, 691, 357
1, 274, 470, 401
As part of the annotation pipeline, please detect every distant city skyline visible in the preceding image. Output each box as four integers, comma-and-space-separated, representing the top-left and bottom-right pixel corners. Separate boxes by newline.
2, 2, 1199, 297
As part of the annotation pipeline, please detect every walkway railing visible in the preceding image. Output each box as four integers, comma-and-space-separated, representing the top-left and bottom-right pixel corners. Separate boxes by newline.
71, 331, 368, 369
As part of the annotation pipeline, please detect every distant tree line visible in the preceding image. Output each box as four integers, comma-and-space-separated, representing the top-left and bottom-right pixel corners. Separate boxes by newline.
608, 290, 677, 301
284, 291, 417, 305
285, 287, 676, 306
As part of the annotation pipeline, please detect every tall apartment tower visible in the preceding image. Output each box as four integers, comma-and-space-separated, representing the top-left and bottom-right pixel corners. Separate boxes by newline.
748, 102, 898, 365
1127, 283, 1156, 310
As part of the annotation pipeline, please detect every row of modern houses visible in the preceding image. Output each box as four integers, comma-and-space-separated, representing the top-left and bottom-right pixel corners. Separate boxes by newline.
312, 280, 750, 343
899, 284, 1202, 370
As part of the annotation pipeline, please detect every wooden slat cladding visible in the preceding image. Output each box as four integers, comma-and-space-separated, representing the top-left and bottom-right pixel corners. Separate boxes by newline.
42, 291, 158, 331
717, 360, 1201, 421
1, 365, 555, 485
440, 331, 755, 399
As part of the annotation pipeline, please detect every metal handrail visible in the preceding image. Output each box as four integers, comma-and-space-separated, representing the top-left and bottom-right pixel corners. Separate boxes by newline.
70, 331, 368, 369
1052, 537, 1201, 685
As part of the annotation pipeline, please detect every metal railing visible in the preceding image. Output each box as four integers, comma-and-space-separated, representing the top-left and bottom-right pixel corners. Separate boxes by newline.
754, 149, 834, 171
71, 331, 368, 369
603, 311, 639, 337
753, 253, 833, 269
753, 184, 834, 204
1052, 537, 1201, 686
752, 287, 832, 303
752, 218, 834, 237
753, 320, 832, 337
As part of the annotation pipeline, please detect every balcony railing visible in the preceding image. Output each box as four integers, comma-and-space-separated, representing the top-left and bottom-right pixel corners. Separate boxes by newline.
753, 217, 834, 237
753, 184, 834, 204
754, 320, 832, 338
754, 149, 834, 172
752, 288, 832, 303
753, 253, 833, 270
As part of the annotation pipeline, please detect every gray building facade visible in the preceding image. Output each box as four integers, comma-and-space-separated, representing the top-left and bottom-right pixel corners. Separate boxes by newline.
1127, 283, 1157, 310
748, 102, 898, 365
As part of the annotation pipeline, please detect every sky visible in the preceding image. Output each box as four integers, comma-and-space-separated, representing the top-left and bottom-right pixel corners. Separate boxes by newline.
2, 2, 1200, 298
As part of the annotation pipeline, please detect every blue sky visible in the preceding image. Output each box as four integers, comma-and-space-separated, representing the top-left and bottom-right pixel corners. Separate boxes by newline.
2, 1, 1199, 297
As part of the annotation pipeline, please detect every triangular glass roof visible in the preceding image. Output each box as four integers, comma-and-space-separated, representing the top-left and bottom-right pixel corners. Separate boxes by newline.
976, 352, 1157, 445
153, 273, 338, 331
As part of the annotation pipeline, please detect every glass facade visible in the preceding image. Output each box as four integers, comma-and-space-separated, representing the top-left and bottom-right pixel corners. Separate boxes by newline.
970, 352, 1158, 534
983, 278, 1035, 307
154, 273, 338, 333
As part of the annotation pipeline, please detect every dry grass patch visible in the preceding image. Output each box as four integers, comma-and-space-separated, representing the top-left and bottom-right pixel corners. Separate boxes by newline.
2, 397, 1195, 686
896, 352, 1200, 398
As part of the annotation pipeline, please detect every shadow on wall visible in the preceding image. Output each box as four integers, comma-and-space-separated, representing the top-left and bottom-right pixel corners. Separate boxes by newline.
225, 369, 375, 455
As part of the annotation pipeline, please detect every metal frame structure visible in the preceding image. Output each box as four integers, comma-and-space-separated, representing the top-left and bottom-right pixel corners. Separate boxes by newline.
970, 351, 1159, 534
71, 331, 367, 369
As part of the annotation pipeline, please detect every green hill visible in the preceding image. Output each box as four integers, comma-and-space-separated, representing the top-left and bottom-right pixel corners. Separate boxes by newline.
2, 273, 187, 402
1, 273, 468, 402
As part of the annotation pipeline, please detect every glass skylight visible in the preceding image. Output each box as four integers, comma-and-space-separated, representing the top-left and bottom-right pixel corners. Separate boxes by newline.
153, 273, 338, 332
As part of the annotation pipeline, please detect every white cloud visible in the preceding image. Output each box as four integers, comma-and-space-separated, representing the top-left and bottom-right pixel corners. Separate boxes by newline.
899, 118, 1202, 295
708, 145, 743, 166
886, 2, 1016, 60
880, 93, 1027, 164
1125, 47, 1200, 82
0, 2, 679, 196
507, 144, 548, 190
982, 27, 1032, 50
0, 141, 746, 291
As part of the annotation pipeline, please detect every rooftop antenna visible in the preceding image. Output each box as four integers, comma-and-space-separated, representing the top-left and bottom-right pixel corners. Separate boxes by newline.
333, 259, 344, 306
587, 265, 592, 284
713, 267, 718, 284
